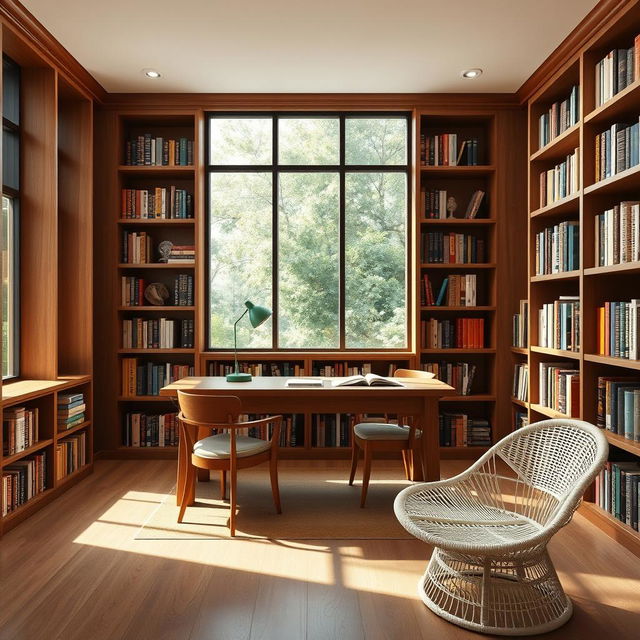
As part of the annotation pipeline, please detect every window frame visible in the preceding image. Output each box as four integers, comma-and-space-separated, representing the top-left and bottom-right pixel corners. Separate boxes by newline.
205, 111, 412, 353
2, 54, 20, 380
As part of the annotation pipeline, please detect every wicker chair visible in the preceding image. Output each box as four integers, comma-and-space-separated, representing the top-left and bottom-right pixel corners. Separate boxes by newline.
394, 419, 608, 636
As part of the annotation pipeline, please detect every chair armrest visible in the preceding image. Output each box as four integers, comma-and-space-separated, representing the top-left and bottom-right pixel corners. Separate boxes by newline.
229, 415, 283, 429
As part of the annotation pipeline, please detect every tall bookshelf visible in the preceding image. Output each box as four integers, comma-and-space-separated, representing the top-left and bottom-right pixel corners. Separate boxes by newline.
0, 25, 94, 535
525, 0, 640, 558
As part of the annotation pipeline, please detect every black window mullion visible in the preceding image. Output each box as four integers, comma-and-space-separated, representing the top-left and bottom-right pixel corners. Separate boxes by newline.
339, 115, 346, 350
272, 117, 279, 350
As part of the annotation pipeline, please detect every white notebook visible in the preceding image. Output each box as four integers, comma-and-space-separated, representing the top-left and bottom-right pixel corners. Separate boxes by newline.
285, 378, 324, 387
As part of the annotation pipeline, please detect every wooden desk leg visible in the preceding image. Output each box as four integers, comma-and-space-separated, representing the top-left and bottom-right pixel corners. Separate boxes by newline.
421, 397, 440, 482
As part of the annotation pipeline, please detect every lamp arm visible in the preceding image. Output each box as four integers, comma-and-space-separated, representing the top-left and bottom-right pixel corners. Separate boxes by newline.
233, 308, 249, 374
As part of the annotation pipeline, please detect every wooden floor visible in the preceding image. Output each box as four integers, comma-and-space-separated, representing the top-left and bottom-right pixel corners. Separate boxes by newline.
1, 459, 639, 640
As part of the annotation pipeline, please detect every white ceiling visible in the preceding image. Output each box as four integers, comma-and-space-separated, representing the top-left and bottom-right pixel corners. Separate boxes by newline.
22, 0, 599, 93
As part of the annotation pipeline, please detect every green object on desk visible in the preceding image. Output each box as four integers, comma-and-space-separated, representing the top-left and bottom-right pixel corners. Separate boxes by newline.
227, 300, 272, 382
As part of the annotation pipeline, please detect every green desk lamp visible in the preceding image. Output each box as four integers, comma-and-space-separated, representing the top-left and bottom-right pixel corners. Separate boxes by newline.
227, 300, 272, 382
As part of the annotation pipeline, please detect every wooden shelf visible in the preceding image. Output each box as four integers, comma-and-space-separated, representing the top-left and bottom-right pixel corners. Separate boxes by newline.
118, 165, 194, 174
118, 348, 196, 354
584, 77, 640, 126
56, 463, 93, 487
1, 488, 55, 523
420, 263, 496, 269
530, 192, 580, 219
511, 347, 528, 355
584, 353, 640, 370
56, 420, 92, 439
420, 306, 496, 311
420, 218, 495, 225
529, 122, 580, 163
529, 403, 573, 419
419, 165, 495, 175
530, 270, 580, 282
2, 378, 90, 407
579, 502, 640, 559
584, 163, 640, 196
118, 263, 195, 269
604, 431, 640, 456
584, 262, 640, 276
117, 219, 195, 225
118, 306, 195, 311
1, 439, 53, 467
117, 396, 175, 402
530, 345, 580, 359
511, 396, 528, 408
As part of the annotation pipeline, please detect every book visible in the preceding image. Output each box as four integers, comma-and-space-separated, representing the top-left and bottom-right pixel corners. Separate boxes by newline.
465, 190, 485, 218
331, 373, 411, 387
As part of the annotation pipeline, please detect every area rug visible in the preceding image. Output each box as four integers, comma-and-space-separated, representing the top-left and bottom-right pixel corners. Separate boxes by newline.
136, 464, 414, 540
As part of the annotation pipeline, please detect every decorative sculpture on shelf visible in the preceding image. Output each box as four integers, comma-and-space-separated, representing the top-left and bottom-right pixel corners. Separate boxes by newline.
157, 240, 173, 263
144, 282, 170, 306
446, 196, 458, 219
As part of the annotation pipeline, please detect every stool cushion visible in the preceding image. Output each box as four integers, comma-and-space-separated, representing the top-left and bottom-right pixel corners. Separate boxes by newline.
354, 423, 411, 440
193, 433, 271, 459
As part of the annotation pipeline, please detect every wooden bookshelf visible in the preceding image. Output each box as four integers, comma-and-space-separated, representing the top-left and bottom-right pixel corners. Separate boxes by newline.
524, 0, 640, 557
0, 26, 94, 535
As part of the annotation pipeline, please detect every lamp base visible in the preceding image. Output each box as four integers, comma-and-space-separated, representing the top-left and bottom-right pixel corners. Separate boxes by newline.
226, 372, 252, 382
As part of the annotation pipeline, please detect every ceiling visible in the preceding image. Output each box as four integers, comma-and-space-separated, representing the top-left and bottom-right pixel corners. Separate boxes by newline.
22, 0, 599, 94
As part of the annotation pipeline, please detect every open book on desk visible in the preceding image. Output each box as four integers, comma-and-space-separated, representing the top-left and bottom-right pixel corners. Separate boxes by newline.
332, 373, 413, 387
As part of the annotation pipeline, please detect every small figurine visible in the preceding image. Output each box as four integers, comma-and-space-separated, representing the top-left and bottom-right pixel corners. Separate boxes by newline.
158, 240, 173, 263
446, 196, 458, 218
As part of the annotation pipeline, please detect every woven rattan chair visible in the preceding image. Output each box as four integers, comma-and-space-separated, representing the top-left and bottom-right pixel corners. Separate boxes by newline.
394, 419, 608, 636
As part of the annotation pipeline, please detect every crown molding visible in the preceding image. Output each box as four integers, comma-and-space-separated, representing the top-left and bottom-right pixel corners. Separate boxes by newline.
0, 0, 107, 103
516, 0, 633, 104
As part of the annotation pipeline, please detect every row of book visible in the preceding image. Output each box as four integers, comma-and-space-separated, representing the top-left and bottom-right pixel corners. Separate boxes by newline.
594, 120, 640, 182
514, 410, 529, 430
513, 363, 529, 402
123, 412, 179, 447
120, 275, 194, 306
595, 39, 640, 108
439, 414, 491, 447
539, 148, 579, 207
538, 85, 579, 148
419, 134, 480, 166
124, 135, 193, 166
122, 318, 195, 349
55, 432, 87, 481
594, 201, 640, 266
595, 461, 640, 532
421, 273, 478, 307
421, 361, 476, 396
121, 187, 193, 219
58, 393, 86, 431
122, 231, 152, 264
534, 221, 579, 275
311, 362, 400, 377
1, 452, 46, 516
539, 362, 579, 417
121, 360, 195, 396
538, 296, 580, 352
421, 189, 485, 219
2, 407, 38, 456
512, 299, 529, 349
420, 232, 486, 264
597, 300, 640, 360
166, 245, 195, 263
312, 414, 351, 448
597, 376, 640, 441
421, 318, 486, 349
207, 361, 304, 376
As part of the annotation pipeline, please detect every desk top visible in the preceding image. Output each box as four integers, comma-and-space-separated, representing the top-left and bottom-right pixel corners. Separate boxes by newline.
159, 376, 453, 397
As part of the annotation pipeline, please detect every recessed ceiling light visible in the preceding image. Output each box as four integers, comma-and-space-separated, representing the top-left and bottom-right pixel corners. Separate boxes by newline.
461, 68, 483, 79
142, 69, 161, 79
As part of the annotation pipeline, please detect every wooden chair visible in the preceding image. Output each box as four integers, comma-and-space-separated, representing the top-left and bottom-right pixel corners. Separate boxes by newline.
176, 391, 282, 536
348, 368, 431, 507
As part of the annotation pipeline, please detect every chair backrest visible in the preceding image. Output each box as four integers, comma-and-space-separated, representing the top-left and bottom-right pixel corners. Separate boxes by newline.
394, 368, 433, 379
177, 391, 241, 426
494, 419, 607, 502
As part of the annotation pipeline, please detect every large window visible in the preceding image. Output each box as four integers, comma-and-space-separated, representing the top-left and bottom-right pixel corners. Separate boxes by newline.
206, 113, 410, 350
2, 56, 20, 379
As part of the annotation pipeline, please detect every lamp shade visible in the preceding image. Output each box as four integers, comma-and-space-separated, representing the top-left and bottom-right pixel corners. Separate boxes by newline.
245, 300, 271, 328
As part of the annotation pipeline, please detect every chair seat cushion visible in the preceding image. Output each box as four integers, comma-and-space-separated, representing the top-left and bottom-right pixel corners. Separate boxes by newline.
193, 433, 271, 459
354, 423, 411, 440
